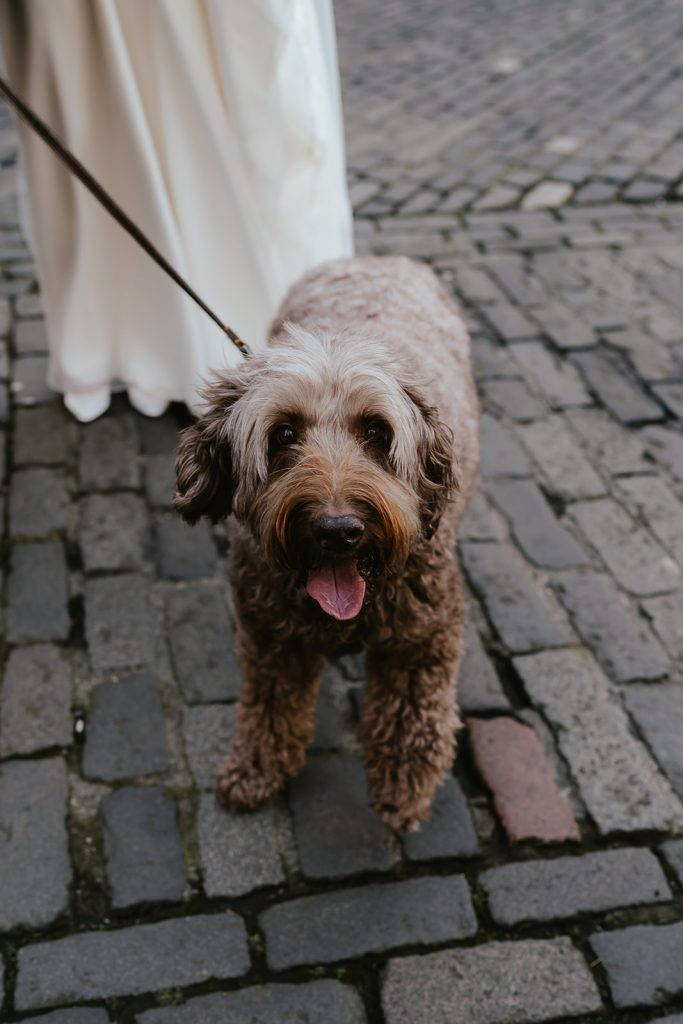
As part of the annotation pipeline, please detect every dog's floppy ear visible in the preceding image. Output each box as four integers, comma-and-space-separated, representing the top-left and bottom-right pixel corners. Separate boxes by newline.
173, 376, 244, 525
405, 385, 457, 539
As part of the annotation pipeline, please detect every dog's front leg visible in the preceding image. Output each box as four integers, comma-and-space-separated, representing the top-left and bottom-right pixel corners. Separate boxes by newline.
361, 642, 462, 834
216, 628, 324, 811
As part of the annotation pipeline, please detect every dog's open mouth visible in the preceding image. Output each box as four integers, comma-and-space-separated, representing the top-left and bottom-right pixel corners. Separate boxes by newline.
306, 558, 366, 621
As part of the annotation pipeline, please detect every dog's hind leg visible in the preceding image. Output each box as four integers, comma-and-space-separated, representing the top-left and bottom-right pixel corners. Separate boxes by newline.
216, 629, 324, 811
361, 650, 462, 833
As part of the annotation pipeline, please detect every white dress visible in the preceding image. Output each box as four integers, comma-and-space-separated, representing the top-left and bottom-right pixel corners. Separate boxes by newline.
0, 0, 354, 420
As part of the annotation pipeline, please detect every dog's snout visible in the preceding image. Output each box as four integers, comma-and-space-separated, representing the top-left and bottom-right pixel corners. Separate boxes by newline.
313, 514, 365, 552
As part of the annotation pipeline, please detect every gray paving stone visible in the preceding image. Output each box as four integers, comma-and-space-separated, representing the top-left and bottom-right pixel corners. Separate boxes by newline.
136, 410, 181, 454
570, 498, 680, 595
80, 493, 147, 572
515, 415, 605, 500
15, 317, 48, 354
261, 876, 477, 969
198, 796, 290, 897
144, 452, 175, 508
18, 1012, 110, 1024
515, 648, 683, 834
616, 474, 683, 567
85, 574, 154, 670
624, 684, 683, 801
552, 569, 668, 682
13, 404, 72, 466
568, 408, 651, 475
79, 413, 140, 490
311, 667, 354, 751
101, 786, 185, 908
481, 849, 671, 925
12, 354, 55, 405
15, 914, 250, 1010
182, 703, 237, 789
135, 981, 366, 1024
403, 775, 480, 861
655, 382, 683, 421
167, 584, 241, 702
572, 348, 664, 423
662, 839, 683, 885
488, 478, 588, 568
15, 291, 42, 318
0, 758, 70, 931
458, 620, 509, 713
9, 468, 69, 537
479, 413, 531, 478
155, 516, 216, 580
609, 325, 678, 381
642, 592, 683, 660
382, 938, 602, 1024
590, 921, 683, 1008
479, 378, 546, 422
481, 301, 538, 342
289, 756, 396, 879
7, 542, 70, 643
460, 542, 572, 652
509, 341, 591, 408
0, 644, 73, 756
459, 489, 508, 542
83, 674, 168, 782
640, 425, 683, 481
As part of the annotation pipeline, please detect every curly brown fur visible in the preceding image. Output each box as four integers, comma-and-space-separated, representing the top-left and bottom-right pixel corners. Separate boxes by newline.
174, 255, 479, 832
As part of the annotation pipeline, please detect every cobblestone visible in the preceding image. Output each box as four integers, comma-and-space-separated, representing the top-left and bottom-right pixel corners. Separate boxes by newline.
290, 756, 397, 878
403, 775, 480, 861
662, 839, 683, 885
624, 684, 683, 801
567, 408, 651, 476
478, 413, 531, 479
382, 939, 601, 1024
83, 675, 168, 782
616, 474, 683, 567
468, 716, 579, 844
515, 649, 683, 834
552, 569, 668, 682
458, 620, 510, 713
15, 914, 250, 1010
198, 797, 290, 897
481, 849, 670, 925
515, 415, 605, 501
136, 981, 367, 1024
642, 592, 683, 660
7, 541, 70, 643
144, 451, 175, 508
13, 404, 72, 465
101, 786, 185, 907
590, 921, 683, 1009
84, 574, 154, 670
261, 876, 477, 969
166, 584, 241, 702
460, 542, 572, 652
9, 467, 69, 537
0, 758, 70, 931
0, 644, 73, 756
80, 492, 147, 572
182, 703, 236, 789
572, 348, 665, 423
570, 497, 681, 596
509, 341, 591, 408
155, 515, 216, 579
487, 479, 588, 569
641, 425, 683, 481
79, 413, 140, 490
18, 1012, 109, 1024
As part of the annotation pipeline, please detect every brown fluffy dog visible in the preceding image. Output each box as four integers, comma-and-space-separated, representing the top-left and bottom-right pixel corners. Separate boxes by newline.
174, 255, 479, 832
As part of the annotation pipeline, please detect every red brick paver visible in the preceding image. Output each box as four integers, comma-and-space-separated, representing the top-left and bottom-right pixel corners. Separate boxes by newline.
468, 717, 580, 844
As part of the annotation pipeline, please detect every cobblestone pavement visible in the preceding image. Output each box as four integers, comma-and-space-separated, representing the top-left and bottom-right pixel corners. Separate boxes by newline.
2, 2, 683, 1022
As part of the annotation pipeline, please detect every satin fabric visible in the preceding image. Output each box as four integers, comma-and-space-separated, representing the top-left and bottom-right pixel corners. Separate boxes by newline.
0, 0, 353, 419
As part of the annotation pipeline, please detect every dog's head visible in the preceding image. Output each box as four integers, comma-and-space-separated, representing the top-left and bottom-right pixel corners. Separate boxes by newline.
174, 327, 455, 620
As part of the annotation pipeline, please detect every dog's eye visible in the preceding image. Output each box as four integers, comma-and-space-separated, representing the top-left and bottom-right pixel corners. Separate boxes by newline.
274, 424, 296, 445
364, 421, 390, 446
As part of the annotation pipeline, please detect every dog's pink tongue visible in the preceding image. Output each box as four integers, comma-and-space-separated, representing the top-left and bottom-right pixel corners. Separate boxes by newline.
306, 559, 366, 620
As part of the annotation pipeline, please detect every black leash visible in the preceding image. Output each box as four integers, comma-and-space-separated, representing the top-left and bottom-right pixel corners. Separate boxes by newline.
0, 73, 251, 358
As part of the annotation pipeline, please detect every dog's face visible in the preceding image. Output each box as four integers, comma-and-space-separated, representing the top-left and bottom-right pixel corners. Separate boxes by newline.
174, 327, 454, 620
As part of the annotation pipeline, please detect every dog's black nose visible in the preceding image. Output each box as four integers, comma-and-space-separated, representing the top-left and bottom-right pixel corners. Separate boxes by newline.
313, 514, 365, 552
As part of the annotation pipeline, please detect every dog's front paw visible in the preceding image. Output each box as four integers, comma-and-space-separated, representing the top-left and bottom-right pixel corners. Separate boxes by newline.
372, 793, 433, 834
216, 755, 285, 811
